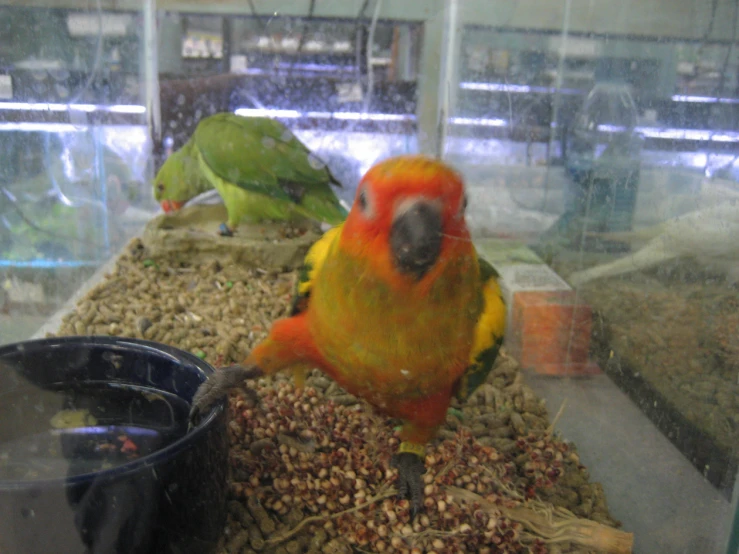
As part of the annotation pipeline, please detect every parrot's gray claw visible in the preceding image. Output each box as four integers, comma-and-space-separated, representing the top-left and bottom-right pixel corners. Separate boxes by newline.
189, 364, 263, 425
218, 223, 234, 237
391, 452, 427, 520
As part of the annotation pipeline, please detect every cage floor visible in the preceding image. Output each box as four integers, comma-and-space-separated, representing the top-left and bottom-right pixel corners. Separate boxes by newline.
6, 316, 735, 553
525, 370, 735, 554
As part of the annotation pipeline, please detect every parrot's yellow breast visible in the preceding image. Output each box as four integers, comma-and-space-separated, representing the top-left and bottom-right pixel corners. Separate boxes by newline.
306, 242, 482, 401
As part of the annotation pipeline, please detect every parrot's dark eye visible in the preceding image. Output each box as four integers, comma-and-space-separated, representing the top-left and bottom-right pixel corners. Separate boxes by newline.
157, 183, 165, 193
458, 193, 468, 218
357, 189, 367, 211
355, 186, 375, 218
357, 186, 375, 216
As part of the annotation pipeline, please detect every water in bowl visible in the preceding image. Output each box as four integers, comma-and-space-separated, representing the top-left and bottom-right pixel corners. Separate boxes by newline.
0, 382, 191, 481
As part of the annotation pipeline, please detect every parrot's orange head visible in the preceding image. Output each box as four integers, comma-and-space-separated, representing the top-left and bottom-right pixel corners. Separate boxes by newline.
342, 155, 471, 283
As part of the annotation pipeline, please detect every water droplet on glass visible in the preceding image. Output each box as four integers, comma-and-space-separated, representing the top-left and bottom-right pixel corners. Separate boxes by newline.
262, 136, 276, 149
55, 84, 69, 99
50, 69, 70, 82
280, 129, 293, 142
177, 94, 186, 106
307, 154, 325, 170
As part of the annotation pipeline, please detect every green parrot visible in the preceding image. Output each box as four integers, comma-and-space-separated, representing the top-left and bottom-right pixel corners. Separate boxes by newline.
153, 113, 348, 236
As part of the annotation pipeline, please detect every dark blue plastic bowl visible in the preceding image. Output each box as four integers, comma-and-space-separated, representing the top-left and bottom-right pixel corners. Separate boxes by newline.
0, 336, 228, 554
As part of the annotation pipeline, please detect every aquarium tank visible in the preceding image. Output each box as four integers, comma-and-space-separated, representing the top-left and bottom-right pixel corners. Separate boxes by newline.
0, 1, 738, 553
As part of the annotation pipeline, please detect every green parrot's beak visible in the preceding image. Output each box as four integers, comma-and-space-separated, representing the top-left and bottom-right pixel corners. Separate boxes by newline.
161, 199, 185, 213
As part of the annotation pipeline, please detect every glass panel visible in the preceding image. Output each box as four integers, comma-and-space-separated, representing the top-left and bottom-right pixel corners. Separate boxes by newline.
450, 2, 739, 553
0, 3, 153, 338
0, 1, 737, 553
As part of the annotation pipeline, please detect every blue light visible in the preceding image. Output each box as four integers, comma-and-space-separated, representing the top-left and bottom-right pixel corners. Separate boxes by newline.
234, 108, 302, 118
0, 122, 89, 132
108, 104, 147, 114
304, 111, 332, 119
459, 82, 581, 95
636, 127, 739, 142
233, 107, 739, 142
0, 260, 100, 268
462, 82, 739, 105
331, 112, 414, 121
598, 123, 739, 143
450, 116, 508, 127
0, 102, 146, 114
234, 108, 416, 122
597, 124, 629, 133
671, 94, 739, 104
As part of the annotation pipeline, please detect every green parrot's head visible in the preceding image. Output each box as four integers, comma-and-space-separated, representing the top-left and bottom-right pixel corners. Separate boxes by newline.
153, 151, 190, 213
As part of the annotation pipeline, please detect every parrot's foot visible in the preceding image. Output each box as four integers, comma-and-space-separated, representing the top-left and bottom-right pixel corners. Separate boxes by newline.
189, 364, 263, 425
390, 452, 427, 520
218, 223, 234, 237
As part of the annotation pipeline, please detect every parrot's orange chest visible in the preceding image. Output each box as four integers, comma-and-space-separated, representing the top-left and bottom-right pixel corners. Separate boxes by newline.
305, 243, 481, 413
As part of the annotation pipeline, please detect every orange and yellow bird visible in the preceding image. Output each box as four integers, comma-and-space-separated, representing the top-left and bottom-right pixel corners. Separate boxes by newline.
191, 154, 506, 515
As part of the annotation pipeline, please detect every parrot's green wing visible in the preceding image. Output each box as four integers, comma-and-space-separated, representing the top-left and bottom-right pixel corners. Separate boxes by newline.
454, 255, 506, 402
193, 113, 347, 224
289, 224, 343, 315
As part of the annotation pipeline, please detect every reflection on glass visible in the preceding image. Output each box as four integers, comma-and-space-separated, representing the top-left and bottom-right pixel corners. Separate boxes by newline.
0, 2, 737, 554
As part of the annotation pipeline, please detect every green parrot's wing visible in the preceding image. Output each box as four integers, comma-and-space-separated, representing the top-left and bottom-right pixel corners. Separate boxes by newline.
233, 116, 342, 184
454, 255, 506, 403
289, 224, 343, 315
193, 113, 347, 223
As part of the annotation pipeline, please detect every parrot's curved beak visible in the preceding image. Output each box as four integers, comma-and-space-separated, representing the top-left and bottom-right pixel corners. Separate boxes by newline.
390, 201, 443, 280
160, 199, 184, 213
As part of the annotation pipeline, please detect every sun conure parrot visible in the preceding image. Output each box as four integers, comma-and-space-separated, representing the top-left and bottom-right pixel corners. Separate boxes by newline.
190, 155, 506, 516
153, 113, 348, 236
